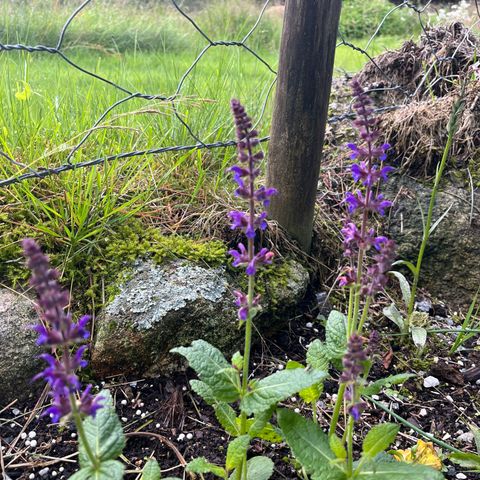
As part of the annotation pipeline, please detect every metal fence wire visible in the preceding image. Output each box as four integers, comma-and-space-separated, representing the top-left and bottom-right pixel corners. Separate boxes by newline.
0, 0, 476, 187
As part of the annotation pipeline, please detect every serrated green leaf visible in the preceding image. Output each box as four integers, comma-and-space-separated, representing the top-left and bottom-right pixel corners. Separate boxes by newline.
69, 460, 125, 480
390, 271, 412, 308
357, 461, 445, 479
189, 380, 216, 404
141, 459, 161, 480
286, 360, 305, 370
245, 456, 274, 480
214, 402, 240, 436
362, 423, 399, 459
247, 407, 281, 442
255, 423, 283, 443
277, 409, 344, 478
226, 435, 250, 471
383, 304, 405, 331
186, 457, 227, 478
363, 373, 415, 396
241, 369, 327, 415
329, 434, 347, 460
306, 339, 331, 371
231, 351, 243, 370
78, 390, 125, 468
171, 340, 239, 402
300, 383, 323, 404
325, 310, 347, 358
449, 452, 480, 469
411, 326, 427, 349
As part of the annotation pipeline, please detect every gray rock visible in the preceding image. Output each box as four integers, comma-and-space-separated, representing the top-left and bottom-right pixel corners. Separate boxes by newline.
91, 259, 309, 377
0, 289, 43, 405
387, 174, 479, 309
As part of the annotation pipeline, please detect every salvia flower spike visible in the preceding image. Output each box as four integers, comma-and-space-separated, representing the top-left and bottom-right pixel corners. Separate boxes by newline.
228, 99, 276, 320
23, 238, 103, 422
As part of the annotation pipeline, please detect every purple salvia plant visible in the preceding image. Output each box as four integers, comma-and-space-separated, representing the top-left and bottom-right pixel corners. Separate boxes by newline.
228, 100, 276, 480
23, 238, 103, 423
228, 99, 277, 320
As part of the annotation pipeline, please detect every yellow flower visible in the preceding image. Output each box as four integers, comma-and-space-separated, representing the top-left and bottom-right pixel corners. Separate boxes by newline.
15, 82, 32, 101
391, 439, 442, 471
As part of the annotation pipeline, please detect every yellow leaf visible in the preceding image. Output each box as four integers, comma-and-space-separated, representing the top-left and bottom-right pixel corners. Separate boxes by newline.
15, 82, 32, 101
391, 439, 442, 471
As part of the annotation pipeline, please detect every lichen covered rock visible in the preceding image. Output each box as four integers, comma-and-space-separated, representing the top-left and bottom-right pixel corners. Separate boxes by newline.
91, 259, 309, 377
387, 174, 479, 309
0, 289, 43, 405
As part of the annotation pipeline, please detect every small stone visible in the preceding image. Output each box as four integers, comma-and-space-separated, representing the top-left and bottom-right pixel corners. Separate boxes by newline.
423, 376, 440, 388
186, 433, 193, 440
155, 423, 161, 428
305, 322, 313, 329
139, 402, 145, 408
416, 300, 432, 313
177, 433, 185, 441
21, 432, 27, 439
290, 397, 297, 402
12, 408, 21, 416
446, 395, 454, 402
419, 408, 428, 416
121, 417, 128, 422
30, 439, 38, 448
10, 423, 15, 428
71, 433, 76, 438
277, 364, 284, 371
371, 394, 380, 400
456, 474, 467, 479
457, 432, 474, 443
29, 474, 35, 480
28, 431, 37, 438
294, 408, 300, 414
442, 433, 451, 440
59, 467, 64, 473
38, 467, 49, 476
51, 471, 58, 477
135, 410, 142, 416
120, 399, 127, 405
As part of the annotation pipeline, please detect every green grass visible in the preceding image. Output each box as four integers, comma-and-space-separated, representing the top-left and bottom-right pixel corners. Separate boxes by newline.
0, 0, 418, 303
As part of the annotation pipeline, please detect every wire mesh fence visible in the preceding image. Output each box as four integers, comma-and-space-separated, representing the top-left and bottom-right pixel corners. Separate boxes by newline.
0, 0, 478, 188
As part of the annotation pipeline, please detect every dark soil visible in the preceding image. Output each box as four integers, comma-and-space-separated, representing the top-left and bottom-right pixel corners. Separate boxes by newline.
1, 292, 479, 480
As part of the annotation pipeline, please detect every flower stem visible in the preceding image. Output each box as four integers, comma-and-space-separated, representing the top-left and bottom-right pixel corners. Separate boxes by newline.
346, 416, 354, 477
328, 382, 346, 437
70, 393, 99, 470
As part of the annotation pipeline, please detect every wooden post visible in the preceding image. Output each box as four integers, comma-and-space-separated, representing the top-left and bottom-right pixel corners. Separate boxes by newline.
267, 0, 342, 252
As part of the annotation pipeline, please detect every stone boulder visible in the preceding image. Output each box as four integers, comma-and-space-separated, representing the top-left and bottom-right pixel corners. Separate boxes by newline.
0, 289, 43, 405
91, 259, 309, 377
387, 174, 479, 309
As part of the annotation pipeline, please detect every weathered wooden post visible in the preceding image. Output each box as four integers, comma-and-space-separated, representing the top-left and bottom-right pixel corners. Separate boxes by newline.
267, 0, 342, 252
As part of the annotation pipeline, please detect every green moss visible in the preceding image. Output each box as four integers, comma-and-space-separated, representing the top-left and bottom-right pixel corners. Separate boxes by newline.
0, 214, 226, 311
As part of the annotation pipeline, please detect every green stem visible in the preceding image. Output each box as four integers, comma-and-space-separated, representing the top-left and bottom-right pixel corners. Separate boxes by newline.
367, 396, 462, 454
329, 382, 346, 437
407, 95, 464, 316
346, 417, 354, 477
70, 393, 99, 470
356, 297, 371, 335
346, 286, 354, 339
312, 400, 318, 424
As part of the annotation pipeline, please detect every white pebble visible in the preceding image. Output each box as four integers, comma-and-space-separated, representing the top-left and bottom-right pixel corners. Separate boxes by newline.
12, 408, 21, 416
446, 395, 454, 402
419, 408, 428, 416
290, 397, 297, 402
71, 433, 76, 438
51, 471, 58, 477
442, 433, 451, 440
457, 432, 474, 443
21, 432, 27, 439
423, 376, 440, 388
277, 364, 284, 370
29, 474, 35, 480
28, 431, 37, 438
121, 417, 128, 422
139, 402, 145, 408
186, 433, 193, 440
30, 439, 38, 448
155, 423, 161, 428
38, 467, 49, 476
305, 322, 313, 328
135, 410, 142, 416
25, 440, 31, 447
141, 413, 146, 418
456, 474, 467, 479
177, 433, 185, 441
294, 408, 300, 414
59, 467, 64, 473
120, 399, 127, 405
10, 423, 16, 428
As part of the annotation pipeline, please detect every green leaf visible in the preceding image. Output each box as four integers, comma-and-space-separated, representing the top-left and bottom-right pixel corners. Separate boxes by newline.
241, 369, 327, 415
363, 373, 415, 396
189, 380, 216, 404
78, 390, 125, 468
362, 423, 400, 459
277, 409, 344, 478
231, 351, 243, 370
69, 460, 125, 480
214, 402, 240, 436
226, 435, 250, 471
247, 407, 282, 442
329, 434, 347, 460
306, 339, 330, 371
254, 423, 283, 443
141, 459, 161, 480
171, 340, 239, 403
186, 457, 227, 478
286, 360, 323, 403
383, 304, 405, 331
286, 360, 305, 370
411, 326, 428, 349
392, 259, 417, 276
245, 456, 274, 480
356, 461, 445, 479
325, 310, 347, 358
449, 452, 480, 469
389, 271, 412, 308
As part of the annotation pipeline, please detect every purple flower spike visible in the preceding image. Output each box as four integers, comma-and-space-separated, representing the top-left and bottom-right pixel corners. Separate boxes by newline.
23, 239, 102, 422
